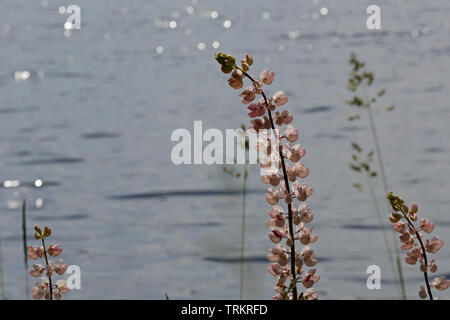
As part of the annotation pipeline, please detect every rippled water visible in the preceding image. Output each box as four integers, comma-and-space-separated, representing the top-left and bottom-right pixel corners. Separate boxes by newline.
0, 0, 450, 299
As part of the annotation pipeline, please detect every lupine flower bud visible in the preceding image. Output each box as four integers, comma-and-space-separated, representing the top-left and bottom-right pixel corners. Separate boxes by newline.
284, 125, 298, 142
221, 65, 233, 74
247, 102, 266, 118
294, 162, 309, 179
432, 277, 450, 291
389, 212, 402, 223
302, 288, 318, 300
32, 278, 50, 300
265, 188, 279, 205
241, 61, 249, 71
239, 86, 256, 104
228, 77, 243, 89
273, 91, 288, 106
29, 264, 45, 277
419, 286, 427, 299
261, 172, 280, 186
54, 259, 68, 275
420, 218, 435, 233
48, 244, 63, 257
34, 225, 42, 234
232, 69, 243, 80
215, 52, 236, 73
302, 269, 320, 289
260, 68, 274, 85
268, 263, 284, 276
430, 260, 437, 273
299, 204, 314, 223
426, 237, 444, 254
393, 221, 405, 232
28, 246, 45, 260
245, 54, 253, 66
54, 280, 70, 300
274, 110, 293, 126
268, 229, 284, 243
43, 226, 51, 238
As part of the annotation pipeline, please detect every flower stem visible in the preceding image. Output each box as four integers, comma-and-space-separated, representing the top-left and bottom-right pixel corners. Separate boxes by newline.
22, 200, 29, 299
40, 237, 53, 300
0, 230, 4, 300
400, 209, 433, 300
240, 69, 298, 299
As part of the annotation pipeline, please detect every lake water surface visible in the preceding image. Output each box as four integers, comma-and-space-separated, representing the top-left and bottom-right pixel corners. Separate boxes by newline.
0, 0, 450, 299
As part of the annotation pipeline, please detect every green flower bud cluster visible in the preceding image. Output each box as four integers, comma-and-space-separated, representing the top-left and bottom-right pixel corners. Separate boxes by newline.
387, 192, 404, 212
215, 52, 253, 74
215, 52, 236, 74
34, 224, 51, 240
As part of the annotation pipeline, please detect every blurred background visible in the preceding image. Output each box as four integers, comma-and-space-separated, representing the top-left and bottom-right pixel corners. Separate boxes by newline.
0, 0, 449, 299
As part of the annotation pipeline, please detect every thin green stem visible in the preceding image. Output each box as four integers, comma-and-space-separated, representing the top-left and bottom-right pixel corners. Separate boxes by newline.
0, 231, 4, 300
40, 237, 53, 300
367, 107, 389, 193
365, 173, 397, 283
363, 87, 407, 299
239, 166, 248, 300
22, 200, 29, 299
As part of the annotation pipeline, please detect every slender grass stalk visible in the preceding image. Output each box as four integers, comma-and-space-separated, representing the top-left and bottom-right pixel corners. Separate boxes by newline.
239, 166, 248, 300
365, 173, 396, 280
367, 107, 389, 192
224, 125, 250, 299
347, 53, 406, 299
366, 98, 406, 299
0, 230, 4, 300
22, 200, 29, 299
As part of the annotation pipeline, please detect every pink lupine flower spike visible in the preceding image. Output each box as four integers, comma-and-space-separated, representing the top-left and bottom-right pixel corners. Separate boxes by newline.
29, 225, 70, 300
387, 192, 449, 300
215, 52, 319, 300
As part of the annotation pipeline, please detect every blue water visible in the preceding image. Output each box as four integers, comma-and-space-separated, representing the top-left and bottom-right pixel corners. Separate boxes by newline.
0, 0, 450, 299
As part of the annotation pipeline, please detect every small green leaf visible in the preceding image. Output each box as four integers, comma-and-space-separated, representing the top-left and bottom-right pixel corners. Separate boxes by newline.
386, 106, 395, 112
351, 142, 362, 153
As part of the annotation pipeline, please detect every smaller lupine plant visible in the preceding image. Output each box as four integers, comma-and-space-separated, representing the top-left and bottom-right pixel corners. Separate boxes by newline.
215, 52, 319, 300
28, 225, 70, 300
387, 192, 450, 299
